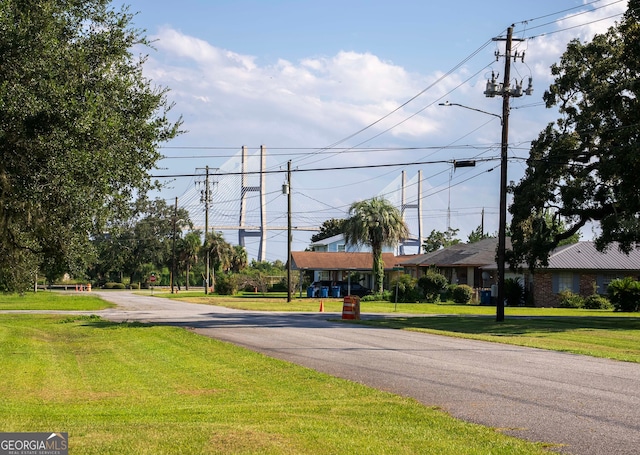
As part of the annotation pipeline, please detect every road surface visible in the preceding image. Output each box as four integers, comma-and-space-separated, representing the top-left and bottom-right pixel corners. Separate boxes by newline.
90, 292, 640, 455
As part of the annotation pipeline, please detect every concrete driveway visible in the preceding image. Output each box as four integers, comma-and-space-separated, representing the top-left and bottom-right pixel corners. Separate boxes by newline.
93, 291, 640, 455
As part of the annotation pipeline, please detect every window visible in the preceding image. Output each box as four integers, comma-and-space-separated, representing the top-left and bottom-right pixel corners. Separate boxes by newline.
337, 244, 346, 252
597, 273, 624, 294
552, 272, 579, 294
557, 272, 573, 292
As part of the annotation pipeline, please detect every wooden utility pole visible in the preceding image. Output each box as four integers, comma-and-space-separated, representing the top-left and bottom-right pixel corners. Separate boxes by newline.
496, 26, 513, 322
204, 166, 210, 294
286, 160, 292, 303
171, 197, 178, 294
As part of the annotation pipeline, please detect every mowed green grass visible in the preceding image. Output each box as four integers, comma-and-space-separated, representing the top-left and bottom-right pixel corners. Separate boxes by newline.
0, 291, 113, 310
0, 312, 551, 454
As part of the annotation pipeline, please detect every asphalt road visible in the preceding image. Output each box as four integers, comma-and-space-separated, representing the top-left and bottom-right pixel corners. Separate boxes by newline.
93, 292, 640, 455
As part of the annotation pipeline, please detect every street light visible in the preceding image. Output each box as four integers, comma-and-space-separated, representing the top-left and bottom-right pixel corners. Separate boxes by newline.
441, 26, 532, 322
439, 100, 507, 322
438, 101, 503, 124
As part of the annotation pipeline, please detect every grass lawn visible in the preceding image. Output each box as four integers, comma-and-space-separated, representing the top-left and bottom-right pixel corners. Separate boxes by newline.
0, 313, 551, 454
0, 291, 114, 311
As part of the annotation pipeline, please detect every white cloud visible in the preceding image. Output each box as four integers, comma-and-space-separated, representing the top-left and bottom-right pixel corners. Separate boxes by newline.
143, 4, 626, 259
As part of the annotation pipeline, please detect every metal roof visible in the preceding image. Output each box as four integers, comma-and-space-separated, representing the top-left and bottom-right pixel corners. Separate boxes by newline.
547, 242, 640, 270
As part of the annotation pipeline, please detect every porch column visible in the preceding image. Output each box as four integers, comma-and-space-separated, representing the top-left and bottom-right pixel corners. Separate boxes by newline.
467, 267, 475, 288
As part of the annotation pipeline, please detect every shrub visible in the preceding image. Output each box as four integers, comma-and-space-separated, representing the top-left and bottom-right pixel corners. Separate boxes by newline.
269, 280, 287, 292
608, 277, 640, 312
583, 294, 612, 310
418, 270, 448, 303
452, 284, 473, 304
362, 290, 391, 302
103, 282, 126, 289
504, 277, 524, 307
215, 273, 239, 296
440, 284, 456, 302
128, 283, 139, 290
389, 275, 420, 303
557, 290, 584, 308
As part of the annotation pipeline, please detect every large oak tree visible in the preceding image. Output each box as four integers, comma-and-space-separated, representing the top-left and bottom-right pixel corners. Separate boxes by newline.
0, 0, 181, 291
509, 1, 640, 270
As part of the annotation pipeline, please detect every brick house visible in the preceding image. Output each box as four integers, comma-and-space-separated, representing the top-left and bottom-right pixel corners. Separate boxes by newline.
398, 239, 640, 307
530, 241, 640, 307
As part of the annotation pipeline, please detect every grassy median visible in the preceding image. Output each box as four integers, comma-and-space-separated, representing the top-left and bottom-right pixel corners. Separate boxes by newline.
0, 310, 551, 454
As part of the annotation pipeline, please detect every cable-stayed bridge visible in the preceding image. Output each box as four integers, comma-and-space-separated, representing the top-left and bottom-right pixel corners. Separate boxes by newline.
175, 146, 426, 261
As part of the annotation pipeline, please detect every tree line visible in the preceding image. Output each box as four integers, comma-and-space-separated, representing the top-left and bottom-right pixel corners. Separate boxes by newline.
1, 0, 638, 292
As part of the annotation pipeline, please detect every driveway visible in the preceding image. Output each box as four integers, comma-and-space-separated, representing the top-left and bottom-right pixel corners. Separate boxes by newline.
94, 292, 640, 455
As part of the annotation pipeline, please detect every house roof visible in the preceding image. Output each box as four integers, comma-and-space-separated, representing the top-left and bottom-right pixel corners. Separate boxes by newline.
398, 237, 501, 268
291, 251, 401, 271
309, 233, 344, 246
546, 241, 640, 270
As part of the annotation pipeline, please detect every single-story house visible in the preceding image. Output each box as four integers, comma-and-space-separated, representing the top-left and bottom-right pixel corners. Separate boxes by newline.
290, 251, 406, 292
397, 238, 518, 289
528, 241, 640, 307
398, 239, 640, 307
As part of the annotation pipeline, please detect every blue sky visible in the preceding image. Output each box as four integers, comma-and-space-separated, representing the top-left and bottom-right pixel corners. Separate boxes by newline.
118, 0, 627, 261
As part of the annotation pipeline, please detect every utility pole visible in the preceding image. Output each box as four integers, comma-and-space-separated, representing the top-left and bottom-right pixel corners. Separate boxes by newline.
485, 25, 532, 321
197, 166, 212, 294
204, 166, 210, 295
285, 160, 292, 303
171, 197, 178, 294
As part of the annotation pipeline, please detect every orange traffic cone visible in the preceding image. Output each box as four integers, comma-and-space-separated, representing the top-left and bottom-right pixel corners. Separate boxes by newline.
319, 300, 325, 312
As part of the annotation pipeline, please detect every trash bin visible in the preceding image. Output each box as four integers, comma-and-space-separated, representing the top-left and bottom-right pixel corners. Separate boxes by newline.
331, 286, 341, 298
307, 286, 314, 298
480, 290, 492, 305
320, 286, 329, 298
342, 295, 361, 320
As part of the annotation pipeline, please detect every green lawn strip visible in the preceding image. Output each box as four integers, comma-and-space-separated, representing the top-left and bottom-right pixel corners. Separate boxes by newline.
0, 292, 114, 311
352, 316, 640, 362
0, 314, 550, 454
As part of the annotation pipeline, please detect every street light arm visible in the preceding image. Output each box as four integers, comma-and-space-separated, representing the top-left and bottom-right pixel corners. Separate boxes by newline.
438, 101, 503, 125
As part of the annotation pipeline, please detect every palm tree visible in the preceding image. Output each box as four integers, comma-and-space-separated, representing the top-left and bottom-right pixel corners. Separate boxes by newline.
231, 245, 248, 273
204, 231, 233, 290
178, 231, 201, 290
343, 197, 409, 293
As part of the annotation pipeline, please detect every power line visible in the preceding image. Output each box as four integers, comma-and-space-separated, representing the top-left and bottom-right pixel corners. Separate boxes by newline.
515, 0, 625, 27
151, 156, 500, 179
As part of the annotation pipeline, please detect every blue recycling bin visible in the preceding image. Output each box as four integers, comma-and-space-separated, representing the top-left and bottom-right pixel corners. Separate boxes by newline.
481, 290, 492, 305
307, 286, 314, 298
331, 286, 341, 297
320, 286, 329, 298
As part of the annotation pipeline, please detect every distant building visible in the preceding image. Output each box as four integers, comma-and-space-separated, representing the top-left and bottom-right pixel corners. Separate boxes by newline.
291, 251, 406, 292
309, 233, 395, 254
527, 241, 640, 307
398, 239, 640, 307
